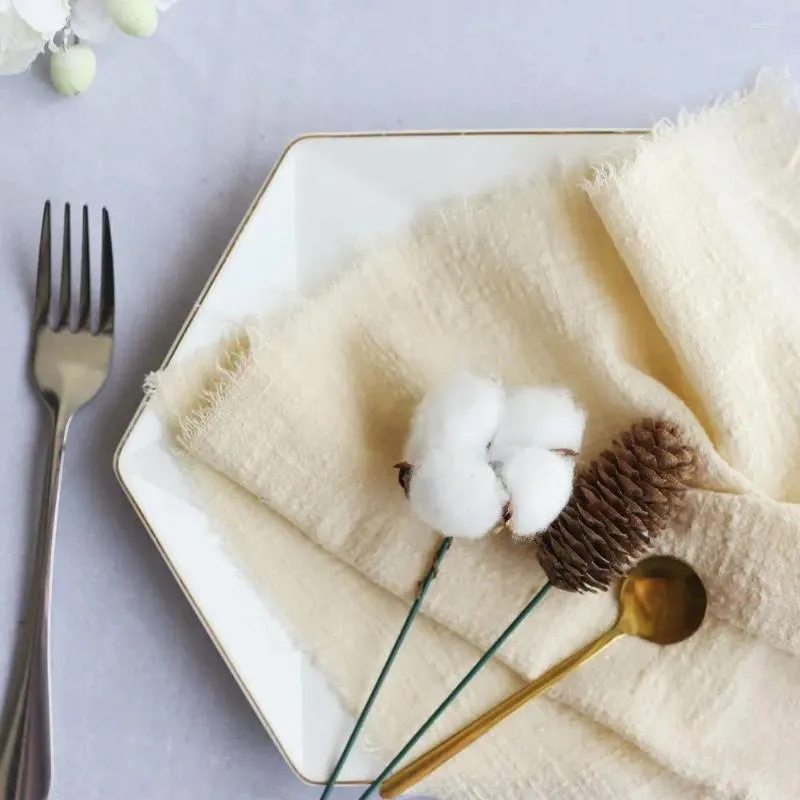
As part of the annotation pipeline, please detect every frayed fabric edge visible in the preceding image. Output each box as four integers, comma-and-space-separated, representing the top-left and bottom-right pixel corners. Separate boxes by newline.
585, 67, 800, 195
149, 328, 258, 452
177, 329, 254, 450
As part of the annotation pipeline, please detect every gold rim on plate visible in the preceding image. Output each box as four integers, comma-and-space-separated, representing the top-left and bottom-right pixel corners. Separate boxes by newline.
112, 128, 643, 787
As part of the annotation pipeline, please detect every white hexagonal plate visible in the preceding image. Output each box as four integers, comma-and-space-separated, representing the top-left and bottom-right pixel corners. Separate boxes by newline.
114, 130, 638, 786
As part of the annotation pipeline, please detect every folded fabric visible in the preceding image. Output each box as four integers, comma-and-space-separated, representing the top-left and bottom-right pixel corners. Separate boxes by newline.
153, 74, 800, 799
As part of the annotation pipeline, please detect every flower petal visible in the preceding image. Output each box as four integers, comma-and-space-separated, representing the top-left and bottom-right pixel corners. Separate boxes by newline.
12, 0, 69, 36
0, 8, 44, 75
0, 39, 43, 74
70, 0, 118, 42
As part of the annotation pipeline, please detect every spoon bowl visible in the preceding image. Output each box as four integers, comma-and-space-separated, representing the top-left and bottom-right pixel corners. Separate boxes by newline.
618, 555, 707, 645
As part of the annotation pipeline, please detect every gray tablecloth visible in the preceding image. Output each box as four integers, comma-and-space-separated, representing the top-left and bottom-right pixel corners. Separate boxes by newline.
0, 2, 797, 797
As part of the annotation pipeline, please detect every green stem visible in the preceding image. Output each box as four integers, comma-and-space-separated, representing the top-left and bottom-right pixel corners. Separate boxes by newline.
358, 581, 553, 799
319, 537, 453, 799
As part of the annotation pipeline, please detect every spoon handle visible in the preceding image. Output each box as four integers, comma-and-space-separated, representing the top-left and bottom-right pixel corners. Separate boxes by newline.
379, 626, 624, 798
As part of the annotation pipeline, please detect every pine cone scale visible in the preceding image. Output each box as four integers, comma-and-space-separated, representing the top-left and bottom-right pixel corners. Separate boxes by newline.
536, 419, 698, 592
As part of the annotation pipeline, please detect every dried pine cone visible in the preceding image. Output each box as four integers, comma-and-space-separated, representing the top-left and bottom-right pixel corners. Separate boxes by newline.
536, 418, 697, 592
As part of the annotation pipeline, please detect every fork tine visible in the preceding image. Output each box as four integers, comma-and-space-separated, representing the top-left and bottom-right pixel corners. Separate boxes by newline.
78, 205, 91, 329
58, 203, 72, 328
35, 201, 52, 327
99, 208, 114, 333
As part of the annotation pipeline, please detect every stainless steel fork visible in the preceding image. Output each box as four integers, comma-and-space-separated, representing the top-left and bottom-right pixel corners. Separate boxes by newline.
0, 202, 114, 800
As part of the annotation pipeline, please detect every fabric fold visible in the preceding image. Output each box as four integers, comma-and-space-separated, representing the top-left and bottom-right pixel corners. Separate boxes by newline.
154, 75, 800, 798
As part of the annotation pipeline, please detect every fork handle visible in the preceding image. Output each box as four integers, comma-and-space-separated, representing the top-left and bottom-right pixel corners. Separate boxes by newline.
0, 407, 71, 800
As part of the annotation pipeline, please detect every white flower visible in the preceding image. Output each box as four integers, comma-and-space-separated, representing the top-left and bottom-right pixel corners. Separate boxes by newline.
0, 4, 43, 75
1, 0, 181, 90
13, 0, 68, 36
0, 0, 69, 75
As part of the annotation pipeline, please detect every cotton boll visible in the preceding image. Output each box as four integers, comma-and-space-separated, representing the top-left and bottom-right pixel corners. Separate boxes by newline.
488, 386, 585, 462
501, 448, 575, 537
403, 371, 505, 464
485, 441, 525, 466
408, 449, 508, 540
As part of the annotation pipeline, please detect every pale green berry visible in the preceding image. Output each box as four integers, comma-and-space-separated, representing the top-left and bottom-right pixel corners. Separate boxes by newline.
50, 45, 97, 97
107, 0, 159, 38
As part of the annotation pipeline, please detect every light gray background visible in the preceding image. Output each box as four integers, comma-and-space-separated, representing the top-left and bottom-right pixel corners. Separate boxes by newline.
0, 2, 798, 798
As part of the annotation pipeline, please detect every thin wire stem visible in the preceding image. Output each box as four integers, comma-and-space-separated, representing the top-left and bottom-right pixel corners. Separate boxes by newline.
319, 537, 453, 799
358, 580, 553, 799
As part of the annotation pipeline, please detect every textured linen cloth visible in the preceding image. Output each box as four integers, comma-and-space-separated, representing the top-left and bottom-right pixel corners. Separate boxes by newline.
154, 77, 800, 799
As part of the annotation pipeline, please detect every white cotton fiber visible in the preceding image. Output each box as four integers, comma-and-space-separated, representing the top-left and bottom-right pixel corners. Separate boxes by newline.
403, 371, 505, 464
488, 386, 585, 464
500, 448, 575, 537
408, 449, 508, 540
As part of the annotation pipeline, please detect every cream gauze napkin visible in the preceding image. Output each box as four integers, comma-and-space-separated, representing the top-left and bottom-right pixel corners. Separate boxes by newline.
153, 75, 800, 799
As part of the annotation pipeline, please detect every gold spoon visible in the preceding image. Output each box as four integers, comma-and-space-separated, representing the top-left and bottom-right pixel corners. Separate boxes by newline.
380, 555, 707, 798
